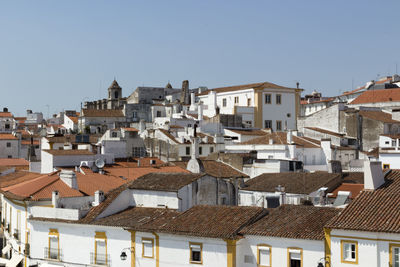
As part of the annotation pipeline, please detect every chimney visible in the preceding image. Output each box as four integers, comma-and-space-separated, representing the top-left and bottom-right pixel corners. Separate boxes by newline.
191, 92, 195, 106
198, 104, 203, 121
3, 107, 8, 112
321, 138, 332, 163
60, 170, 78, 190
137, 159, 140, 167
92, 190, 105, 206
181, 80, 190, 105
191, 137, 199, 160
275, 185, 286, 205
52, 191, 59, 208
364, 160, 385, 190
296, 82, 300, 89
269, 139, 274, 145
287, 130, 293, 144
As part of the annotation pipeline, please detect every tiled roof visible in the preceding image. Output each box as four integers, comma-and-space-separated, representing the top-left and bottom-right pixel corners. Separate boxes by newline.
342, 172, 364, 184
304, 127, 344, 138
241, 205, 340, 240
129, 172, 205, 191
21, 140, 40, 145
0, 158, 29, 167
67, 116, 79, 124
42, 149, 95, 156
0, 134, 18, 140
197, 82, 299, 96
342, 77, 392, 96
300, 97, 334, 105
239, 132, 320, 148
104, 165, 189, 181
121, 127, 139, 132
158, 129, 180, 143
155, 205, 267, 239
226, 129, 269, 136
242, 172, 342, 194
359, 110, 400, 123
0, 171, 43, 188
81, 109, 124, 117
0, 112, 13, 118
330, 183, 364, 199
351, 88, 400, 104
326, 170, 400, 233
173, 160, 248, 178
114, 158, 165, 168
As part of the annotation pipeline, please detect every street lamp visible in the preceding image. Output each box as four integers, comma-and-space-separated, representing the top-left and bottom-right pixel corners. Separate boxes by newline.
120, 247, 134, 261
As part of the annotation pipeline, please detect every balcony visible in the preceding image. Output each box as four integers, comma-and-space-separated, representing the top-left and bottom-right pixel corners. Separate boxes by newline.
90, 252, 110, 266
44, 247, 62, 261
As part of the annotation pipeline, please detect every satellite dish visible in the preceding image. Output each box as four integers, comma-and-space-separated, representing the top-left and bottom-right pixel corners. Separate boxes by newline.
95, 158, 105, 169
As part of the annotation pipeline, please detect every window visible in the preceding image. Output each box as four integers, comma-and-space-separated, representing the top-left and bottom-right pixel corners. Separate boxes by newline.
114, 91, 119, 99
341, 240, 357, 264
264, 120, 272, 129
6, 142, 11, 148
186, 146, 190, 155
247, 98, 251, 106
257, 245, 271, 267
189, 242, 202, 263
210, 147, 214, 153
234, 96, 239, 104
392, 140, 396, 146
288, 248, 302, 267
390, 244, 400, 267
276, 94, 282, 104
276, 120, 282, 131
156, 111, 162, 117
48, 229, 59, 260
199, 147, 202, 155
265, 94, 271, 104
7, 155, 11, 159
94, 232, 107, 265
111, 132, 118, 138
222, 98, 227, 107
132, 111, 137, 118
383, 164, 390, 169
5, 124, 9, 129
142, 238, 154, 258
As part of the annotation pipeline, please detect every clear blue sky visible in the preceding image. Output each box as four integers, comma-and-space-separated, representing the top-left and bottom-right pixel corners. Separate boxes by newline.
1, 0, 399, 117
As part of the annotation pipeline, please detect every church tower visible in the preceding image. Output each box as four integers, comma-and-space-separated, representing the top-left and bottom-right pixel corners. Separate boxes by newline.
108, 79, 122, 100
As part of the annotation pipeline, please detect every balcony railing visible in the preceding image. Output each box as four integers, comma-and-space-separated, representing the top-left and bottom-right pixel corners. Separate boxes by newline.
44, 247, 62, 260
13, 229, 20, 241
90, 252, 110, 266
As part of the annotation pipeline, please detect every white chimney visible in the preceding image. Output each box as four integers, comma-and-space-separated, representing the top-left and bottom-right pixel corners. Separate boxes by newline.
92, 190, 105, 206
139, 119, 146, 133
269, 139, 274, 145
60, 170, 78, 190
287, 130, 293, 144
321, 139, 332, 163
52, 191, 59, 208
190, 92, 195, 106
198, 104, 203, 121
364, 160, 385, 190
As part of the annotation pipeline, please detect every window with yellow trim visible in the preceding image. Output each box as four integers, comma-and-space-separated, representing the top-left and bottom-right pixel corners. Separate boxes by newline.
257, 245, 271, 266
189, 242, 202, 264
390, 244, 400, 267
341, 240, 357, 263
94, 231, 107, 265
142, 238, 154, 258
48, 229, 59, 260
383, 164, 390, 169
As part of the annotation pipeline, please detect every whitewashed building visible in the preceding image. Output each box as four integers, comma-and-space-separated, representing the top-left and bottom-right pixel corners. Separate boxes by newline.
197, 82, 302, 130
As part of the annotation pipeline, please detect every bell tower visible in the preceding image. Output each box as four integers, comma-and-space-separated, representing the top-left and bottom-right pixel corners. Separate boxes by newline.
108, 79, 122, 100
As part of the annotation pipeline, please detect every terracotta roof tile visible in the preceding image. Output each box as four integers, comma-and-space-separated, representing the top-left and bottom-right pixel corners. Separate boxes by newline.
326, 170, 400, 233
0, 158, 29, 167
0, 134, 18, 140
104, 166, 189, 181
129, 172, 205, 191
0, 112, 13, 118
304, 127, 344, 138
67, 116, 79, 124
242, 172, 342, 194
155, 205, 267, 239
42, 149, 95, 156
241, 205, 340, 240
173, 160, 248, 178
351, 88, 400, 105
330, 183, 364, 199
226, 129, 269, 136
359, 110, 400, 123
239, 132, 320, 148
81, 109, 124, 117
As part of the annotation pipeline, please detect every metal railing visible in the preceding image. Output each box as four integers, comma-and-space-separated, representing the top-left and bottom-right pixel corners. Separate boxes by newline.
90, 252, 110, 266
44, 247, 62, 260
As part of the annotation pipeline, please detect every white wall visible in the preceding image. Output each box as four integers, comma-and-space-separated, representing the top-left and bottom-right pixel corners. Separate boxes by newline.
131, 190, 179, 209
